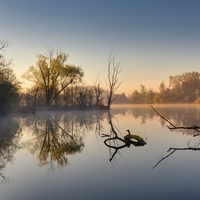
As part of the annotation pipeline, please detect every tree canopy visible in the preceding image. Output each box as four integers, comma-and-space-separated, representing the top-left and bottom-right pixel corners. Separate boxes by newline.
0, 40, 20, 115
130, 71, 200, 104
22, 50, 84, 106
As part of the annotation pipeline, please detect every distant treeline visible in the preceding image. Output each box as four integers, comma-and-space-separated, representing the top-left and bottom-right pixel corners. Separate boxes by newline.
22, 70, 200, 107
115, 71, 200, 104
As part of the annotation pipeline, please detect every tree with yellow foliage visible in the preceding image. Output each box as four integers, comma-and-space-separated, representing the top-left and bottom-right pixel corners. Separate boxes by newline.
22, 49, 84, 106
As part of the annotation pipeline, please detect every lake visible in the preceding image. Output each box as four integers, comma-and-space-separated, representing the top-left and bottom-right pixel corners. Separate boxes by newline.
1, 104, 200, 200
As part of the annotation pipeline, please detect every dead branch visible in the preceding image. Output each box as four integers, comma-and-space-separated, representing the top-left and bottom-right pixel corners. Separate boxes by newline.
151, 105, 200, 134
168, 147, 200, 151
0, 40, 10, 51
106, 52, 122, 108
102, 111, 129, 161
152, 149, 176, 169
153, 143, 200, 169
50, 116, 74, 140
151, 105, 175, 128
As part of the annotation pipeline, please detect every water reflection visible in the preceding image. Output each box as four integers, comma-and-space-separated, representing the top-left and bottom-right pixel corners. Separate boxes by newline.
153, 141, 200, 169
124, 105, 200, 136
22, 113, 84, 171
22, 110, 147, 165
2, 105, 200, 176
2, 106, 200, 200
0, 116, 22, 183
102, 111, 146, 161
22, 111, 108, 172
17, 106, 200, 170
149, 105, 200, 168
111, 105, 200, 169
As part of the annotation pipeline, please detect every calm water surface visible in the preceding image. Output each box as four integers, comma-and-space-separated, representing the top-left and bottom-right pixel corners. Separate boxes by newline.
1, 105, 200, 200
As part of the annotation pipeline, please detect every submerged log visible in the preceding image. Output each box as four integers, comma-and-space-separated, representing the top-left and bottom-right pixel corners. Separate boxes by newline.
124, 130, 146, 146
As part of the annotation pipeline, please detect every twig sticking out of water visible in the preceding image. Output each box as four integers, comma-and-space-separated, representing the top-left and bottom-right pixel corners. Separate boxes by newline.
151, 105, 200, 136
152, 149, 176, 169
152, 145, 200, 169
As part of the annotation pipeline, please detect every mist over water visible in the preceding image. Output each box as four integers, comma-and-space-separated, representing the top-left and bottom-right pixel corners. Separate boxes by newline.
1, 105, 200, 200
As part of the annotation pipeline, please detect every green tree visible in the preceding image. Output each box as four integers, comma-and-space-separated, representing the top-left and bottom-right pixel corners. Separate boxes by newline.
0, 116, 21, 183
140, 84, 147, 103
130, 90, 141, 104
145, 89, 155, 104
23, 113, 84, 171
158, 81, 167, 103
153, 93, 162, 103
22, 49, 84, 106
113, 92, 129, 104
0, 40, 20, 114
93, 76, 104, 107
169, 72, 200, 103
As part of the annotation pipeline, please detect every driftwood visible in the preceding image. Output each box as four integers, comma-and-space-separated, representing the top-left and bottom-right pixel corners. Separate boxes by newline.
102, 113, 129, 161
151, 105, 200, 168
152, 149, 176, 169
102, 111, 146, 161
151, 105, 200, 136
153, 145, 200, 169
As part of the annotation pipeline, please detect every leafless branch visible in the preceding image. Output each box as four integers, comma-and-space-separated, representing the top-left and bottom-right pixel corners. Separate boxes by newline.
93, 75, 105, 106
153, 141, 200, 169
50, 116, 74, 140
152, 149, 176, 169
151, 105, 175, 128
0, 40, 12, 68
106, 52, 122, 108
0, 40, 11, 51
151, 105, 200, 134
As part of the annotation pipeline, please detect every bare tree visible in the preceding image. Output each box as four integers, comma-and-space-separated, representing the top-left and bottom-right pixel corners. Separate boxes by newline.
0, 40, 10, 51
74, 84, 94, 108
106, 53, 122, 109
93, 75, 104, 107
151, 105, 200, 168
0, 40, 12, 68
152, 141, 200, 169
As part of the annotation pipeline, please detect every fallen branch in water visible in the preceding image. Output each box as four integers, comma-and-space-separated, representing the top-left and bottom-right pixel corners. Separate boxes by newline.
151, 105, 200, 135
153, 142, 200, 169
151, 105, 200, 168
152, 149, 176, 169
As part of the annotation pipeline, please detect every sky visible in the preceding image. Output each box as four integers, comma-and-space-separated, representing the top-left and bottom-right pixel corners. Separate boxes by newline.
1, 0, 200, 95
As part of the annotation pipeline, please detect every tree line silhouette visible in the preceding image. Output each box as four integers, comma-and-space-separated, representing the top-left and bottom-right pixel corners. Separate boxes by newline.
1, 38, 200, 115
129, 71, 200, 104
0, 40, 123, 115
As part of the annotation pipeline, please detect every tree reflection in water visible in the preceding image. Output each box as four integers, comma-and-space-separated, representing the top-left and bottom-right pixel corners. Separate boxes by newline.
127, 105, 200, 136
102, 111, 146, 162
107, 106, 200, 165
22, 111, 108, 172
21, 106, 200, 170
22, 113, 83, 172
151, 106, 200, 169
0, 116, 22, 184
3, 106, 200, 173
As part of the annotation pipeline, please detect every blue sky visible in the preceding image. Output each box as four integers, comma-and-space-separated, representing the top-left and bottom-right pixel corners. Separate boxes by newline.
1, 0, 200, 94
